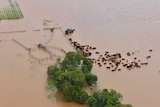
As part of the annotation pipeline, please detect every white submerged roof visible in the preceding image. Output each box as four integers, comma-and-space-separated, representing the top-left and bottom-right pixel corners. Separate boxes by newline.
0, 0, 23, 20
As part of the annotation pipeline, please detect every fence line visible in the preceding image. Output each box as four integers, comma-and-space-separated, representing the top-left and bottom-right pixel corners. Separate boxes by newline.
0, 30, 25, 33
12, 39, 30, 51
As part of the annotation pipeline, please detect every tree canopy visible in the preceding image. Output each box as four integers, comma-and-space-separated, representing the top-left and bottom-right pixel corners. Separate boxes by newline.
87, 89, 132, 107
47, 51, 95, 104
46, 51, 132, 107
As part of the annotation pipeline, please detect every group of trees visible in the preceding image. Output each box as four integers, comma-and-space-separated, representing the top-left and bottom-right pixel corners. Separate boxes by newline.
47, 51, 132, 107
47, 51, 96, 104
87, 89, 132, 107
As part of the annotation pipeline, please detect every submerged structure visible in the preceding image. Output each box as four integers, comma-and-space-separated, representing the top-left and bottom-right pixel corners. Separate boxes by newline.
0, 0, 23, 20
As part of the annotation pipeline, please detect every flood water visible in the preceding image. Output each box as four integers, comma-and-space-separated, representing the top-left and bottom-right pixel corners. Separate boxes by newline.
0, 0, 160, 107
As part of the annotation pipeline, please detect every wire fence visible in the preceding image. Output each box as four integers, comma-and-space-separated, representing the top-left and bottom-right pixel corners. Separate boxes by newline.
0, 20, 74, 66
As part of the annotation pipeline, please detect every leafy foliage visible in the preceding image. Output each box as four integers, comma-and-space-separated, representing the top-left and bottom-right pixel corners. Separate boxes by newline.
62, 82, 89, 104
61, 51, 93, 73
46, 51, 132, 106
74, 88, 88, 104
117, 104, 133, 107
46, 77, 56, 91
61, 82, 75, 101
85, 73, 98, 86
81, 57, 93, 74
47, 51, 94, 104
64, 69, 86, 87
87, 89, 132, 107
61, 51, 83, 71
60, 69, 89, 104
47, 66, 63, 78
87, 97, 96, 106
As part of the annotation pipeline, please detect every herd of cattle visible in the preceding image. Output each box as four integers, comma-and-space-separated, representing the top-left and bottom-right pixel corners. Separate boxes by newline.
68, 38, 152, 72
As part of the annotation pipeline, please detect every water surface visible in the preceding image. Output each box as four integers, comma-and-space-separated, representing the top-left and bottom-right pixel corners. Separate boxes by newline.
1, 0, 160, 107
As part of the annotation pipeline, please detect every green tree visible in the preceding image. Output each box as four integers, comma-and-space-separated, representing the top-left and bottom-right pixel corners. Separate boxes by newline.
62, 82, 75, 101
64, 69, 86, 87
47, 65, 63, 78
61, 82, 89, 104
87, 89, 131, 107
81, 57, 93, 74
73, 85, 89, 104
46, 51, 132, 106
46, 77, 56, 91
87, 96, 96, 106
61, 51, 83, 71
47, 65, 64, 90
85, 73, 98, 86
61, 51, 93, 73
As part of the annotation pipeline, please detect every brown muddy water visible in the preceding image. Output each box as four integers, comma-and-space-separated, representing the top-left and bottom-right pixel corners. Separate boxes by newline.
0, 0, 160, 107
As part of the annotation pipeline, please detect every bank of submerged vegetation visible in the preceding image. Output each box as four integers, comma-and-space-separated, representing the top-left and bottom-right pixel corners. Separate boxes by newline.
47, 51, 132, 107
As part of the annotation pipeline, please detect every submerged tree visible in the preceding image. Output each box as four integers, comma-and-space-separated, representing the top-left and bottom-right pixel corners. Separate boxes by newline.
62, 82, 89, 104
87, 89, 132, 107
46, 51, 132, 106
85, 73, 98, 86
64, 69, 86, 87
61, 51, 93, 73
47, 51, 94, 103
